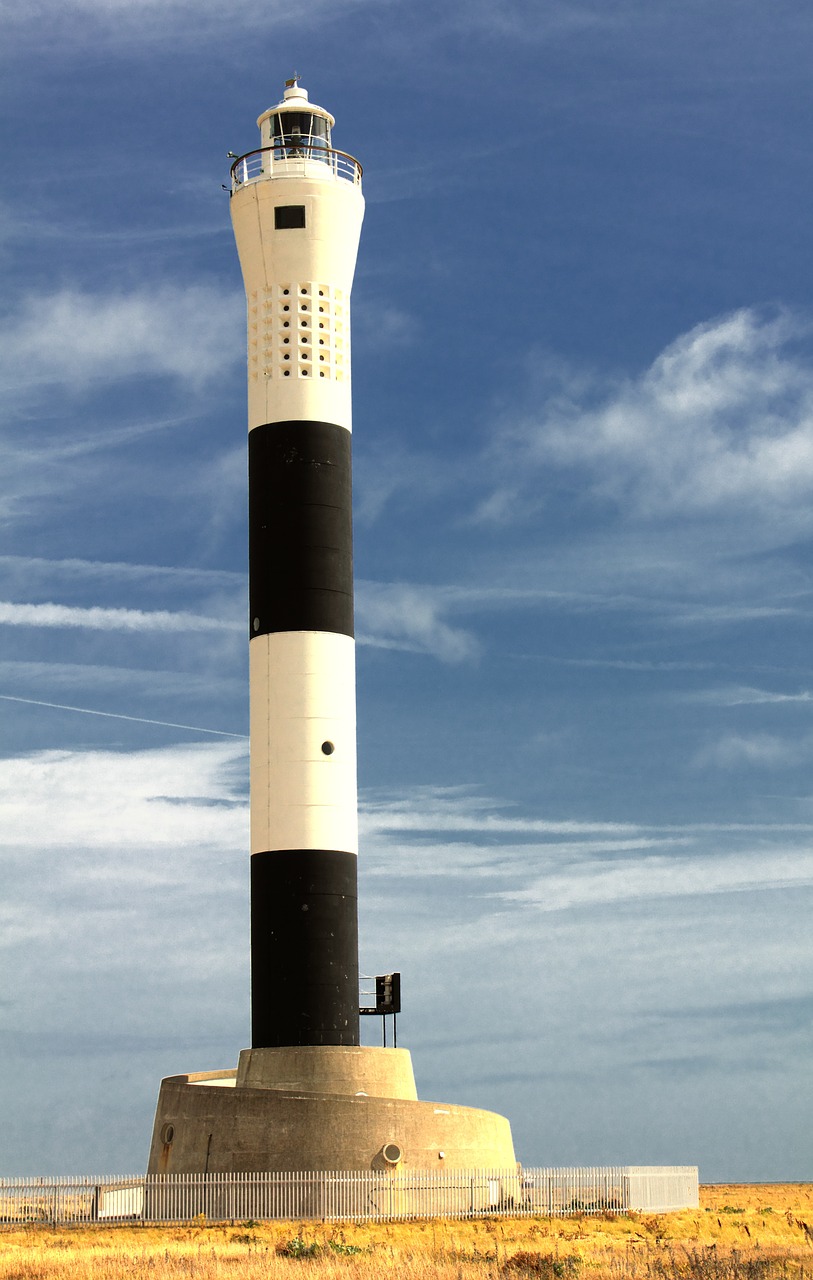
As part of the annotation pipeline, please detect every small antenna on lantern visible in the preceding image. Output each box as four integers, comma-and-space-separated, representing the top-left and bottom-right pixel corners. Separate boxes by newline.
285, 74, 300, 89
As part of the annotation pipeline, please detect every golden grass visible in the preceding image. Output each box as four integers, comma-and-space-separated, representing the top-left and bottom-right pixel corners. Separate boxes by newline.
0, 1185, 810, 1279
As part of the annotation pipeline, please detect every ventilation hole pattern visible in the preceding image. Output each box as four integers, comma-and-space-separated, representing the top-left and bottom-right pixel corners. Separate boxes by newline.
248, 284, 348, 382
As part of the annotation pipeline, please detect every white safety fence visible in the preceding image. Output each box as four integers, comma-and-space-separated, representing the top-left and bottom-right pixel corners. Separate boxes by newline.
0, 1167, 697, 1225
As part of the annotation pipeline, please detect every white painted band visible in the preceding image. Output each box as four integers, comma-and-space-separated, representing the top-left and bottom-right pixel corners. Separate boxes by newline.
231, 175, 364, 433
249, 630, 358, 855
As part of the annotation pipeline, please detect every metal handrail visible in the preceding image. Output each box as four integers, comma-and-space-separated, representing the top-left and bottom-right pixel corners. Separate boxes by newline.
230, 145, 363, 193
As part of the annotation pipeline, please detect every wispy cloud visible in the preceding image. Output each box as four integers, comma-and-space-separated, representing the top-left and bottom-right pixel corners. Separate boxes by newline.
0, 658, 244, 704
356, 581, 480, 662
356, 786, 813, 963
689, 685, 813, 707
355, 579, 629, 659
353, 300, 417, 349
551, 656, 717, 672
481, 308, 813, 532
0, 198, 227, 249
0, 555, 242, 590
0, 0, 613, 51
498, 844, 813, 914
351, 309, 813, 645
693, 732, 813, 769
0, 741, 248, 851
0, 0, 381, 51
0, 600, 240, 632
360, 784, 813, 840
361, 786, 641, 837
0, 285, 242, 396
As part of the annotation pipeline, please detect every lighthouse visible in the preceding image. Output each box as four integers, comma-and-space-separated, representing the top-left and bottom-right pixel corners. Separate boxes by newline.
230, 79, 363, 1050
147, 81, 516, 1180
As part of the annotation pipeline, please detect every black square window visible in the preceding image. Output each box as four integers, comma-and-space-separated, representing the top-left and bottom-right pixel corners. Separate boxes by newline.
275, 205, 306, 229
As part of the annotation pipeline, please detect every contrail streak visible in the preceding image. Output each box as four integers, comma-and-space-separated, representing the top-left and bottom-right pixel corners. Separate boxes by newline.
0, 693, 247, 738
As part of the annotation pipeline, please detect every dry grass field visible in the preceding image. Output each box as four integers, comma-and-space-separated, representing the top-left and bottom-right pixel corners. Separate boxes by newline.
0, 1184, 811, 1280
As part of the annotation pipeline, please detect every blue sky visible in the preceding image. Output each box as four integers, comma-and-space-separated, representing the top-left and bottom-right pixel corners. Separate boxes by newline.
1, 0, 812, 1180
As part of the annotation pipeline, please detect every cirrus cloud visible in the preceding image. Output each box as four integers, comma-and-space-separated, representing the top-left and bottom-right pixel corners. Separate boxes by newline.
692, 731, 812, 770
0, 285, 243, 396
356, 580, 480, 662
485, 308, 813, 529
0, 600, 240, 632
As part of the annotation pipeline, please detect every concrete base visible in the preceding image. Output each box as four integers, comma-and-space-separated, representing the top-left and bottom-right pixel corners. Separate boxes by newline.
237, 1045, 418, 1099
147, 1046, 516, 1175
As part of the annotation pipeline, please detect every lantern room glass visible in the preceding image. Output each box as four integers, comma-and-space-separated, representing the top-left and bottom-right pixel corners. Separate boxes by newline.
270, 112, 331, 160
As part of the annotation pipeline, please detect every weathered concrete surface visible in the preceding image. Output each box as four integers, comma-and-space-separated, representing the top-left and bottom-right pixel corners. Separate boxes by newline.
235, 1045, 417, 1099
147, 1048, 516, 1174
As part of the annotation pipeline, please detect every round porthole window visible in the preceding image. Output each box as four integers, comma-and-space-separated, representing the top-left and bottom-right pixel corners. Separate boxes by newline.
161, 1124, 175, 1145
382, 1143, 402, 1166
321, 741, 334, 755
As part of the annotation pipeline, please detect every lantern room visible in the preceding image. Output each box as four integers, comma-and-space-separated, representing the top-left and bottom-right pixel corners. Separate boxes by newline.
257, 78, 335, 158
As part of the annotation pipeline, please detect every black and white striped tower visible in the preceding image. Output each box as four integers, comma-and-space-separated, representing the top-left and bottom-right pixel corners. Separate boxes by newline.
147, 84, 517, 1175
230, 80, 365, 1049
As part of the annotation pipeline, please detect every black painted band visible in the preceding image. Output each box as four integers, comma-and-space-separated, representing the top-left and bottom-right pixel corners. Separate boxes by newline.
249, 421, 353, 638
251, 848, 360, 1048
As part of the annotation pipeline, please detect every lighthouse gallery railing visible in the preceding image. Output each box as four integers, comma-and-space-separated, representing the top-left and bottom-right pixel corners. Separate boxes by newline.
230, 146, 363, 193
